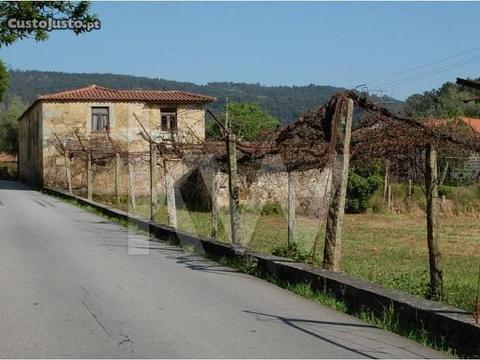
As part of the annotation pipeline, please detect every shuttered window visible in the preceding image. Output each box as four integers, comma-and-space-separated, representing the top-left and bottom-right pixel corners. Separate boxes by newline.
91, 107, 110, 131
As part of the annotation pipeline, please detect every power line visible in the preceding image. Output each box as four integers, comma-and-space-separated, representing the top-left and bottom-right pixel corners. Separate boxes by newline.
361, 45, 480, 87
377, 54, 480, 90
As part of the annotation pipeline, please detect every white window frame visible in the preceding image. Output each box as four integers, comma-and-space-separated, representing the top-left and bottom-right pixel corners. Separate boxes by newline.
91, 107, 110, 132
160, 108, 178, 132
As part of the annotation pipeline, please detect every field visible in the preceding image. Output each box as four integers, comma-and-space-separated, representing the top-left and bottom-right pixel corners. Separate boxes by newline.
96, 194, 480, 313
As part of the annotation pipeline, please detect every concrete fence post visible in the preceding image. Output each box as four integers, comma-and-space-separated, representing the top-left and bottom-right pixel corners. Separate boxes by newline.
128, 159, 136, 213
164, 158, 177, 229
115, 153, 121, 205
87, 152, 93, 200
150, 143, 158, 221
384, 159, 390, 205
287, 171, 296, 246
425, 142, 443, 301
323, 98, 353, 272
226, 133, 240, 245
211, 170, 219, 238
65, 151, 72, 194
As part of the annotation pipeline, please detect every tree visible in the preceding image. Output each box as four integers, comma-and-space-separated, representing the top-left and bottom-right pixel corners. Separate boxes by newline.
406, 81, 480, 119
0, 2, 99, 150
0, 1, 99, 47
0, 96, 26, 153
0, 60, 8, 100
0, 2, 98, 99
207, 102, 280, 141
346, 169, 382, 213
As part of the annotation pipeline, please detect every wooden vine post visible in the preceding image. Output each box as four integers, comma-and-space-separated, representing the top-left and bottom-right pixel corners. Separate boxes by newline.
87, 151, 93, 200
425, 142, 443, 301
164, 158, 177, 228
149, 142, 158, 220
225, 99, 240, 244
115, 153, 121, 205
287, 171, 296, 246
322, 98, 354, 272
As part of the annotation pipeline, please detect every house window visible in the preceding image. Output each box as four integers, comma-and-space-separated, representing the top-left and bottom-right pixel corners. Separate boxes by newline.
91, 107, 110, 131
161, 108, 177, 132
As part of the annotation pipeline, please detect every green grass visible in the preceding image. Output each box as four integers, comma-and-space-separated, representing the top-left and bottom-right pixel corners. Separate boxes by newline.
285, 282, 348, 312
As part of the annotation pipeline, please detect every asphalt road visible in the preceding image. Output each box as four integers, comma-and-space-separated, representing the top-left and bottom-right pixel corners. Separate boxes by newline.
0, 180, 444, 358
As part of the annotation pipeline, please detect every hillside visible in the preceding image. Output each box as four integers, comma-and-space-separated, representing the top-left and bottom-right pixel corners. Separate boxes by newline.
4, 69, 403, 123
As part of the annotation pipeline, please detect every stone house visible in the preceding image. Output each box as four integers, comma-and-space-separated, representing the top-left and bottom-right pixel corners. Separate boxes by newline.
18, 85, 331, 221
18, 85, 215, 188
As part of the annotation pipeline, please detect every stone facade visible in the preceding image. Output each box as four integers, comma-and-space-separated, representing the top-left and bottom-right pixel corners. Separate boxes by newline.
18, 98, 207, 189
18, 102, 43, 186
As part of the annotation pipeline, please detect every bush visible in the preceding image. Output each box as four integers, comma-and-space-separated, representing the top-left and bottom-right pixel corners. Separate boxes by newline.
260, 201, 283, 216
370, 190, 385, 214
0, 163, 17, 180
272, 241, 310, 262
438, 185, 454, 198
346, 170, 382, 213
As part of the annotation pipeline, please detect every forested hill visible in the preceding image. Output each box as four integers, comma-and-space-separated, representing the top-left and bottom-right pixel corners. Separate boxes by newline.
4, 69, 403, 123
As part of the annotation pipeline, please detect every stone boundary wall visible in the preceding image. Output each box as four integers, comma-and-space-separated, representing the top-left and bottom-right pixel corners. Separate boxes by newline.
45, 153, 332, 217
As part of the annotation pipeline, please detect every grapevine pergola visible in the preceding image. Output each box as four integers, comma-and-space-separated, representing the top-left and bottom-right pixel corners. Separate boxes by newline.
48, 90, 480, 303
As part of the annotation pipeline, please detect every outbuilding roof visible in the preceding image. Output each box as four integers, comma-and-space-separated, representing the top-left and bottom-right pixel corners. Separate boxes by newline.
425, 117, 480, 135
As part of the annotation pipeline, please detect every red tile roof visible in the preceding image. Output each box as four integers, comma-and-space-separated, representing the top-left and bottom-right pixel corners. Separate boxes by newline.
459, 117, 480, 134
0, 152, 17, 162
424, 117, 480, 135
38, 85, 215, 104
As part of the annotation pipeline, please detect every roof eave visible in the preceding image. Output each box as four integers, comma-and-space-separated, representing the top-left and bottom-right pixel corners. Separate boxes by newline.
18, 96, 215, 121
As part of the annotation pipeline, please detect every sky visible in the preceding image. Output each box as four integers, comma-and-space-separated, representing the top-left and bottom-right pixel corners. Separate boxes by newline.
1, 1, 480, 100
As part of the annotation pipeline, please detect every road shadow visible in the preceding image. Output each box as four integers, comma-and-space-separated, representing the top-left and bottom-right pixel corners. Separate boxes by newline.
0, 180, 30, 191
242, 310, 428, 359
166, 252, 240, 275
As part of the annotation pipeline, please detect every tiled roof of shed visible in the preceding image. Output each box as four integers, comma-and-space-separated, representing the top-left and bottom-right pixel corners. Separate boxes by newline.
425, 117, 480, 135
38, 85, 215, 103
460, 117, 480, 134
